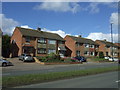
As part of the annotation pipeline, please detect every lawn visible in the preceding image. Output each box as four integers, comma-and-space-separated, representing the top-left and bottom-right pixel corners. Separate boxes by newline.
2, 66, 119, 88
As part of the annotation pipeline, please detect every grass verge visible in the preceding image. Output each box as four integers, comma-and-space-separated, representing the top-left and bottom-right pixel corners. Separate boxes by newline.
2, 66, 119, 88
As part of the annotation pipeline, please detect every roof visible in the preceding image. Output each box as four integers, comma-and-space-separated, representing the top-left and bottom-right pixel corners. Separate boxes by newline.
97, 40, 118, 47
67, 35, 98, 45
16, 27, 65, 41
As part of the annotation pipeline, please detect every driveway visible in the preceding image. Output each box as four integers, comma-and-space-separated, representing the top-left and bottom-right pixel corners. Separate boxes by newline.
2, 58, 118, 76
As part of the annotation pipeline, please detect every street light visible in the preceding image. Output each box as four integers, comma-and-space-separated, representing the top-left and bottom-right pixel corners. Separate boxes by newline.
110, 22, 113, 61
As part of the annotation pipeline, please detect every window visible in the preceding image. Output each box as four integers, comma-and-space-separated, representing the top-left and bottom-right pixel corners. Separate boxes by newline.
84, 51, 89, 56
106, 52, 108, 56
48, 49, 56, 54
48, 40, 56, 44
58, 41, 64, 44
76, 50, 80, 56
25, 37, 30, 42
113, 52, 118, 56
38, 38, 46, 44
90, 52, 94, 56
76, 42, 82, 47
89, 45, 94, 48
38, 48, 46, 54
84, 44, 89, 48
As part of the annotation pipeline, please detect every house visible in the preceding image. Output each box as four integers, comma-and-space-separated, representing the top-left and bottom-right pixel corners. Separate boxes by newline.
114, 43, 120, 57
95, 40, 119, 58
11, 27, 66, 57
64, 35, 99, 57
0, 29, 2, 58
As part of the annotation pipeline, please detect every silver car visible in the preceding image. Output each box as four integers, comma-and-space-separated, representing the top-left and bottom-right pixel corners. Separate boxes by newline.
0, 59, 13, 67
19, 54, 34, 62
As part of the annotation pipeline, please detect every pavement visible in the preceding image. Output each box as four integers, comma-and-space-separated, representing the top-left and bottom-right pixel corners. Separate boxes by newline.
15, 71, 119, 88
2, 58, 118, 76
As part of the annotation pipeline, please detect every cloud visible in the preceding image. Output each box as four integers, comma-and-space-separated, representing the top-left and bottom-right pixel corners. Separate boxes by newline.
41, 28, 70, 38
85, 2, 118, 14
20, 25, 33, 29
86, 3, 100, 14
34, 2, 81, 13
110, 12, 118, 31
0, 14, 19, 35
88, 0, 117, 1
86, 32, 119, 43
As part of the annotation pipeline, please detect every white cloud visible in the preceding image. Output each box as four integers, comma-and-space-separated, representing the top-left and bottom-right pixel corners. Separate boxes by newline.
34, 2, 81, 13
88, 0, 118, 2
86, 32, 119, 43
86, 3, 99, 14
110, 12, 118, 31
20, 25, 33, 29
0, 14, 19, 35
85, 2, 118, 14
41, 28, 70, 38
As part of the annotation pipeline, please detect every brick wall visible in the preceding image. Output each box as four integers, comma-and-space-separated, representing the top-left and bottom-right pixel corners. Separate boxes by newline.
11, 27, 23, 57
64, 36, 76, 57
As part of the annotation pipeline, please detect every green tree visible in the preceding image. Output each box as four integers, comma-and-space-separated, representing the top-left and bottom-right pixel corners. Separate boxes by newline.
99, 52, 104, 58
2, 34, 11, 58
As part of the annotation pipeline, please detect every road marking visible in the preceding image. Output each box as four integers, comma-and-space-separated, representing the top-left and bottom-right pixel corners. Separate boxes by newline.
115, 80, 120, 83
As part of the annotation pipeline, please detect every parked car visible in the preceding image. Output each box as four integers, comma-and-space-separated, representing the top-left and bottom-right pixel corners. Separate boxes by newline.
74, 56, 87, 62
104, 56, 110, 60
19, 54, 35, 62
0, 58, 13, 67
108, 57, 118, 62
71, 57, 81, 62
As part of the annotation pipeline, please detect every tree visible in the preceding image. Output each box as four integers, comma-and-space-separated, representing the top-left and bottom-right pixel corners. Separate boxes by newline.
99, 52, 104, 58
2, 34, 11, 58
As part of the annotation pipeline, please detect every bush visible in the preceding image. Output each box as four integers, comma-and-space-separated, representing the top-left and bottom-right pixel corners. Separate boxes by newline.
64, 57, 78, 63
36, 53, 61, 62
99, 52, 104, 58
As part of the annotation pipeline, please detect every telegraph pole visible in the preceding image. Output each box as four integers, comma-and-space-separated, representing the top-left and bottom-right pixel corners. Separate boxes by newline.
111, 23, 113, 61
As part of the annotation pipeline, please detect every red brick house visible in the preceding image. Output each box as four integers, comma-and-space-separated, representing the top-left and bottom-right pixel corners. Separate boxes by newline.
64, 35, 99, 57
11, 27, 66, 57
95, 40, 119, 58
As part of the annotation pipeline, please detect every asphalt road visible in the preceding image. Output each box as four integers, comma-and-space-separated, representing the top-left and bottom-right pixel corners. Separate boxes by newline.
15, 71, 119, 88
2, 62, 118, 76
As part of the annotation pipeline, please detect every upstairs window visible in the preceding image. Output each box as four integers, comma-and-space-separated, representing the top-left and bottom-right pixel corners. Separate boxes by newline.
58, 41, 64, 44
84, 44, 89, 48
76, 42, 82, 47
25, 37, 30, 42
48, 39, 56, 44
38, 38, 46, 44
89, 45, 94, 48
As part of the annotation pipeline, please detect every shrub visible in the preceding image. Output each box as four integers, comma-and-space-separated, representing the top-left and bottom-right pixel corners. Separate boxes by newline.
99, 52, 104, 58
36, 53, 61, 62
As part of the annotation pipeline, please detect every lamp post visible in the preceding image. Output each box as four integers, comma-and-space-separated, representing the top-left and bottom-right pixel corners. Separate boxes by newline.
110, 22, 113, 60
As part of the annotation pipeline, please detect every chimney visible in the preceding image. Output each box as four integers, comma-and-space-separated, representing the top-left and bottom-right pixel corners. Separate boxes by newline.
104, 39, 107, 41
78, 35, 82, 37
37, 27, 41, 31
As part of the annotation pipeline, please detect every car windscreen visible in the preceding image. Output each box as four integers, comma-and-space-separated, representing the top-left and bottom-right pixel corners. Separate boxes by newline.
26, 55, 31, 56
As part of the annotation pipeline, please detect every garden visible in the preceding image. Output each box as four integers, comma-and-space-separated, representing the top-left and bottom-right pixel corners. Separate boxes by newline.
36, 53, 82, 64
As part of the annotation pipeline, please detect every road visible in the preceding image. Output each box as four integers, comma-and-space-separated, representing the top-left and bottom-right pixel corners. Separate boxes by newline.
15, 71, 119, 88
2, 62, 118, 76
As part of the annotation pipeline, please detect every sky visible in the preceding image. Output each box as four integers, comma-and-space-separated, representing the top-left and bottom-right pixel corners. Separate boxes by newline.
0, 1, 119, 43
